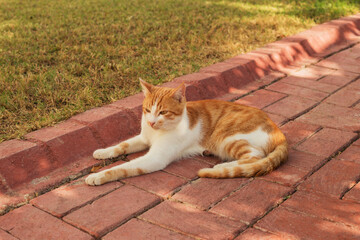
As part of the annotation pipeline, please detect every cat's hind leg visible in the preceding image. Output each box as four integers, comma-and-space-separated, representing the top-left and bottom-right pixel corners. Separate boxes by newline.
93, 135, 148, 159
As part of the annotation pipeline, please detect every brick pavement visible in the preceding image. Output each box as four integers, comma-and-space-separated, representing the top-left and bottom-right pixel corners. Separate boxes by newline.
1, 14, 360, 239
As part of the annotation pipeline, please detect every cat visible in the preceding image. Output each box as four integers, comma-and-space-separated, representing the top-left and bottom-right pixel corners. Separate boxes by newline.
85, 80, 288, 186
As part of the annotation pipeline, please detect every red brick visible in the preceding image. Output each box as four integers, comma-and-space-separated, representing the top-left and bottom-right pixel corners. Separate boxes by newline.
200, 62, 255, 92
259, 163, 308, 187
63, 185, 160, 238
235, 89, 287, 109
108, 93, 144, 119
163, 158, 212, 179
265, 112, 287, 126
235, 228, 284, 240
318, 70, 358, 86
283, 190, 360, 228
123, 171, 187, 197
316, 48, 360, 73
173, 72, 222, 100
0, 140, 51, 188
72, 107, 140, 145
256, 206, 360, 240
140, 200, 245, 240
288, 65, 335, 80
194, 155, 222, 166
295, 128, 356, 157
280, 121, 320, 148
337, 144, 360, 164
31, 177, 122, 217
286, 149, 326, 172
279, 76, 338, 93
0, 205, 92, 240
298, 103, 360, 131
25, 120, 100, 167
224, 54, 270, 79
210, 179, 291, 224
299, 159, 360, 197
325, 86, 360, 107
263, 95, 318, 118
266, 82, 328, 101
172, 178, 249, 210
343, 183, 360, 203
103, 218, 192, 240
0, 229, 18, 240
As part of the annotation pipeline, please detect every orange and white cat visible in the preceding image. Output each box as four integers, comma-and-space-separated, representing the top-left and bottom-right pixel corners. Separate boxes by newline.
85, 80, 288, 185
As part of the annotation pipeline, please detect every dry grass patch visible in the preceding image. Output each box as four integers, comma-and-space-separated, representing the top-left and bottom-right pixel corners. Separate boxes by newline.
1, 0, 359, 142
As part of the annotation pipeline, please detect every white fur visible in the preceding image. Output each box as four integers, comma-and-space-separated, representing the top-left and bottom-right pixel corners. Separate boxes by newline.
218, 127, 269, 160
86, 107, 204, 185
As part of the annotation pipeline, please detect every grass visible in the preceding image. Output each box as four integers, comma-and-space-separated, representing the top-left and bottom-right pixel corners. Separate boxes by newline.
0, 0, 359, 142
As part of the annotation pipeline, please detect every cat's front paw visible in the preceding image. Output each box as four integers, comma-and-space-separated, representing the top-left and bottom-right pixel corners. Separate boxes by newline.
85, 172, 108, 186
93, 148, 117, 159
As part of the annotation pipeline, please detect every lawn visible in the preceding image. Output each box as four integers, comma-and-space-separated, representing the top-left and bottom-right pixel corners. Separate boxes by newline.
1, 0, 359, 142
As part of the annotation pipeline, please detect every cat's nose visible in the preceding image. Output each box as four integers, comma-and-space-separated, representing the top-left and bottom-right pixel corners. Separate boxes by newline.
148, 121, 156, 127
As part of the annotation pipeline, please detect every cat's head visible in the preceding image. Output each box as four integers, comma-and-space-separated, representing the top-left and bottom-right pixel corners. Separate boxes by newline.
140, 79, 186, 130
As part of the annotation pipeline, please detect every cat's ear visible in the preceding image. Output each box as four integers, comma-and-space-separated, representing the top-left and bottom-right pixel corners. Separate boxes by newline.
139, 78, 153, 97
172, 82, 186, 103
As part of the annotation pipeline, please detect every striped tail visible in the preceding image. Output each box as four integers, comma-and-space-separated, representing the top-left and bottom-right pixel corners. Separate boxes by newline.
198, 141, 288, 178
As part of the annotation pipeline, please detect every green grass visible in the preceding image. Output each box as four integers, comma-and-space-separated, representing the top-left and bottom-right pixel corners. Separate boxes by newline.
1, 0, 359, 142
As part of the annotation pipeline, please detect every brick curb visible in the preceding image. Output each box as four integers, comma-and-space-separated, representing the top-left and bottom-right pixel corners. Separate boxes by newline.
1, 14, 360, 214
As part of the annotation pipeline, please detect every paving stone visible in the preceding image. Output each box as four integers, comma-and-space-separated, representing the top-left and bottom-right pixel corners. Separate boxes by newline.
72, 107, 140, 145
316, 46, 360, 73
0, 139, 52, 188
337, 144, 360, 164
31, 177, 122, 217
0, 229, 18, 240
163, 158, 212, 179
266, 82, 328, 101
283, 190, 360, 228
325, 86, 360, 107
108, 93, 144, 118
265, 112, 287, 126
210, 179, 292, 224
259, 163, 308, 187
279, 76, 339, 93
0, 205, 92, 240
123, 171, 187, 197
140, 200, 245, 240
235, 228, 284, 240
263, 95, 318, 118
194, 155, 222, 166
298, 103, 360, 131
25, 120, 100, 167
286, 149, 326, 172
343, 183, 360, 203
318, 70, 358, 86
295, 128, 356, 157
299, 159, 360, 197
256, 206, 360, 240
280, 121, 320, 148
103, 218, 193, 240
287, 65, 335, 80
235, 89, 287, 109
63, 185, 160, 238
172, 178, 249, 210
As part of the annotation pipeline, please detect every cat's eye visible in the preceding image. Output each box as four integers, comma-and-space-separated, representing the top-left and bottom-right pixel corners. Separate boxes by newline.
159, 110, 168, 115
145, 108, 150, 113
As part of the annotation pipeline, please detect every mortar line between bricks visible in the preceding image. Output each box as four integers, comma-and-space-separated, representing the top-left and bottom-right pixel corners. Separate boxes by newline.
280, 203, 360, 230
1, 229, 20, 240
137, 216, 203, 240
205, 178, 254, 212
266, 74, 360, 123
70, 118, 107, 148
314, 41, 360, 62
232, 187, 298, 239
30, 204, 97, 239
229, 72, 289, 103
350, 98, 360, 108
